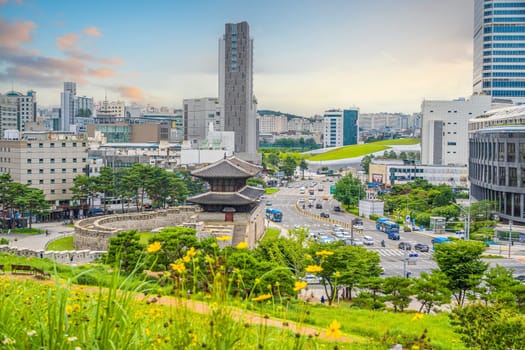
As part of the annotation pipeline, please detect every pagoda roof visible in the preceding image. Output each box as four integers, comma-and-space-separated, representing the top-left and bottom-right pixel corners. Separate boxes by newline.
191, 156, 262, 179
188, 185, 265, 206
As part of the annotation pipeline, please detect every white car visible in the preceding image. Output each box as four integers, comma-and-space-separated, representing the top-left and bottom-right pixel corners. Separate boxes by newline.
363, 236, 374, 246
302, 274, 322, 284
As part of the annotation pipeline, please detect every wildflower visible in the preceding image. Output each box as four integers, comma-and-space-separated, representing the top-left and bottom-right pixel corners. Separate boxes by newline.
216, 236, 231, 241
333, 271, 341, 278
183, 255, 191, 263
65, 305, 73, 315
326, 320, 342, 339
186, 247, 197, 258
147, 241, 162, 253
2, 337, 15, 345
315, 250, 334, 257
75, 347, 82, 350
67, 336, 78, 342
274, 281, 280, 287
305, 265, 323, 273
251, 294, 272, 302
412, 313, 424, 321
236, 241, 248, 249
205, 255, 214, 264
293, 281, 308, 292
211, 242, 218, 248
27, 330, 37, 337
255, 278, 261, 285
305, 254, 312, 260
170, 262, 186, 274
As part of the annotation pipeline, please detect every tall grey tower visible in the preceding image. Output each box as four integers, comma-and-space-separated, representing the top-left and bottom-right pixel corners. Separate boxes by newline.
60, 81, 76, 131
219, 21, 258, 163
473, 0, 525, 101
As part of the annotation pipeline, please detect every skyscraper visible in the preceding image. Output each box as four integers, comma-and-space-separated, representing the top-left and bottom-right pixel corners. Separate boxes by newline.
60, 82, 76, 131
473, 0, 525, 100
219, 22, 258, 162
322, 109, 359, 148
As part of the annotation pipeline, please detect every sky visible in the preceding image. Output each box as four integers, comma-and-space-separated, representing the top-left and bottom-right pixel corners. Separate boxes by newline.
0, 0, 474, 115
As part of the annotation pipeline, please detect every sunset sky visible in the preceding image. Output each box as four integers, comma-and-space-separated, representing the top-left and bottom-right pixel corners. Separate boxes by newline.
0, 0, 473, 115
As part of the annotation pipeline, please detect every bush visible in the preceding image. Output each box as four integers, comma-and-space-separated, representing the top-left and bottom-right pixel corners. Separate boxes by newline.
403, 225, 411, 232
0, 238, 8, 245
370, 214, 380, 220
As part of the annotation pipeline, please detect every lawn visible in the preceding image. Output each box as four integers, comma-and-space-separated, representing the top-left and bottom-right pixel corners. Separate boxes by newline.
46, 236, 74, 251
265, 187, 280, 195
309, 138, 420, 161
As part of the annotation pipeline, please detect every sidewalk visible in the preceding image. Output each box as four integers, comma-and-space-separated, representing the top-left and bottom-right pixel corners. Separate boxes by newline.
0, 222, 74, 251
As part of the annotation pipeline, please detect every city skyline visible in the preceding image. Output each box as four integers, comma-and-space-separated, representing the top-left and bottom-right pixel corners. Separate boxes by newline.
1, 0, 473, 115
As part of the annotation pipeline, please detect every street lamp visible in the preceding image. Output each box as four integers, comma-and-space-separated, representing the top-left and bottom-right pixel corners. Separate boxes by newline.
451, 201, 470, 240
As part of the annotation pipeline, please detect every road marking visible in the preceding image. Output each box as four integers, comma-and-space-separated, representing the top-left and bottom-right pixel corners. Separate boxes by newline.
368, 248, 432, 258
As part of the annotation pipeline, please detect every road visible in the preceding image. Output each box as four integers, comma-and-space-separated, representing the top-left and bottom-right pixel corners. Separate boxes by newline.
266, 175, 525, 278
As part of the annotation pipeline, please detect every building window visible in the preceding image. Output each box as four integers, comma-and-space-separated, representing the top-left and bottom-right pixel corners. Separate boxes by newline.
73, 168, 77, 173
73, 158, 77, 163
498, 143, 505, 161
50, 169, 55, 174
499, 167, 506, 186
82, 142, 86, 147
62, 189, 66, 194
62, 143, 66, 147
82, 158, 86, 162
50, 179, 55, 184
62, 158, 66, 163
39, 143, 43, 148
62, 169, 66, 173
39, 169, 43, 174
27, 159, 31, 164
39, 179, 44, 184
510, 167, 517, 186
72, 142, 77, 147
508, 143, 516, 162
50, 189, 55, 194
50, 143, 55, 148
27, 180, 32, 184
39, 158, 44, 164
27, 143, 31, 148
50, 158, 55, 163
62, 179, 66, 183
27, 169, 31, 174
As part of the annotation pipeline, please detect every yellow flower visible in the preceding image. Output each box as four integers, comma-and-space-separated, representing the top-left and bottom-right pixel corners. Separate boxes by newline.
315, 250, 334, 257
334, 271, 341, 278
412, 313, 424, 321
186, 247, 197, 257
216, 236, 231, 241
326, 320, 342, 339
182, 255, 191, 263
205, 255, 214, 264
236, 241, 248, 249
293, 281, 308, 292
305, 254, 312, 260
305, 265, 323, 273
147, 241, 162, 253
255, 278, 261, 285
65, 305, 73, 315
170, 262, 185, 274
251, 293, 272, 302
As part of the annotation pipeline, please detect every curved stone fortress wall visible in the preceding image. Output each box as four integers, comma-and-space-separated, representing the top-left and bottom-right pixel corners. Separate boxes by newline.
74, 207, 201, 250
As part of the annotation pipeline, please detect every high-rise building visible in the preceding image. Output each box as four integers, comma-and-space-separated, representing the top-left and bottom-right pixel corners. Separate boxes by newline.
183, 97, 222, 146
219, 22, 258, 162
60, 82, 76, 131
0, 94, 17, 137
323, 109, 359, 148
1, 90, 37, 133
473, 0, 525, 100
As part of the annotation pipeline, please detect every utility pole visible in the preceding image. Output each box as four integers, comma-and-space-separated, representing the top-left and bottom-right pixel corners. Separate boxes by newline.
508, 220, 512, 258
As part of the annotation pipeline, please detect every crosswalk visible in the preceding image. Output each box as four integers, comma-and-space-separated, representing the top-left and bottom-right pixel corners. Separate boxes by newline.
368, 247, 432, 258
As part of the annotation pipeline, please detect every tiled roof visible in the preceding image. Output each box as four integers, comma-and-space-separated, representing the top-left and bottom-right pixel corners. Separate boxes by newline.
191, 156, 262, 178
188, 186, 264, 205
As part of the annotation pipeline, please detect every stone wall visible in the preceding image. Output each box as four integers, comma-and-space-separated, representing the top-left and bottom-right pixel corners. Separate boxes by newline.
0, 244, 105, 264
74, 206, 201, 250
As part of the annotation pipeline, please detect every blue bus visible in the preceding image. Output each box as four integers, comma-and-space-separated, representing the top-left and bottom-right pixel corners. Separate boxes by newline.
266, 208, 283, 222
431, 237, 451, 250
377, 220, 400, 240
376, 218, 389, 230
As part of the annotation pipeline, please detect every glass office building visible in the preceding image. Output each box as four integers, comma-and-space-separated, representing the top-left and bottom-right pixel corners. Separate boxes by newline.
474, 0, 525, 100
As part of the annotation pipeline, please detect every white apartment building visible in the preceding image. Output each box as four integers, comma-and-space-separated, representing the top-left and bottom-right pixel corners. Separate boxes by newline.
2, 90, 37, 133
96, 99, 125, 117
258, 114, 288, 134
288, 117, 307, 132
0, 131, 88, 208
60, 82, 76, 132
183, 98, 222, 146
421, 94, 512, 166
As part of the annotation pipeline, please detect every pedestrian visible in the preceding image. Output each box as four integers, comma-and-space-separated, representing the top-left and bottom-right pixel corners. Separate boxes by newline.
320, 295, 326, 304
45, 230, 49, 236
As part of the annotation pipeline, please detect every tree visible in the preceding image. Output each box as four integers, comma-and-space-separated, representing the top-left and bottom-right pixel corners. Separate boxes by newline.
434, 240, 488, 306
333, 174, 364, 207
70, 174, 97, 208
14, 187, 49, 229
94, 166, 115, 213
280, 156, 297, 178
480, 265, 521, 308
147, 227, 199, 271
382, 276, 413, 312
299, 158, 308, 180
104, 230, 145, 273
412, 271, 451, 313
451, 303, 525, 350
360, 155, 374, 175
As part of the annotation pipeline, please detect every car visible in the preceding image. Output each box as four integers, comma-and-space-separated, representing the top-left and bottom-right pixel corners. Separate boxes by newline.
363, 236, 374, 245
398, 242, 412, 250
265, 200, 272, 206
302, 274, 322, 284
320, 212, 330, 218
333, 230, 344, 238
316, 203, 322, 209
352, 239, 363, 246
514, 275, 525, 283
322, 195, 329, 200
334, 206, 341, 212
298, 198, 305, 204
414, 243, 429, 252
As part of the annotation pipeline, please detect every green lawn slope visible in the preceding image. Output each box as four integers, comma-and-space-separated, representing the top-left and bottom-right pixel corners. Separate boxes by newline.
308, 138, 420, 161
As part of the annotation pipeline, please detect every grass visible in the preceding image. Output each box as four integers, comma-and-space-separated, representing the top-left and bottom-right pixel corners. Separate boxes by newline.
46, 236, 74, 251
265, 187, 280, 195
308, 138, 420, 161
9, 227, 44, 235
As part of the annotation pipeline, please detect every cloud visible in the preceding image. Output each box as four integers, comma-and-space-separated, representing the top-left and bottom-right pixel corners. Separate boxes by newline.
114, 86, 145, 101
56, 33, 79, 51
83, 26, 101, 37
0, 19, 36, 49
88, 67, 115, 78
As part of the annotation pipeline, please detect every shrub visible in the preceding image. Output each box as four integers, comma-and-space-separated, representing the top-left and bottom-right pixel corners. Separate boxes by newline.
369, 214, 380, 220
0, 237, 8, 245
